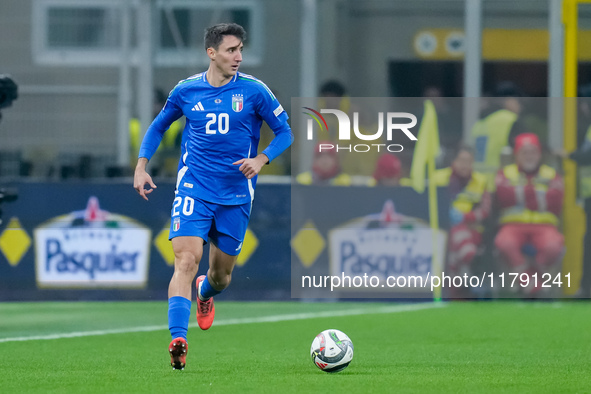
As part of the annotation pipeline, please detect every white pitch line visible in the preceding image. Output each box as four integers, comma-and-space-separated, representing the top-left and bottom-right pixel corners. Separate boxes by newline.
0, 302, 445, 344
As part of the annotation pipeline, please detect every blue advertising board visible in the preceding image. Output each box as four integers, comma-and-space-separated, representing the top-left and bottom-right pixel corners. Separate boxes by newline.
0, 181, 291, 301
0, 181, 449, 301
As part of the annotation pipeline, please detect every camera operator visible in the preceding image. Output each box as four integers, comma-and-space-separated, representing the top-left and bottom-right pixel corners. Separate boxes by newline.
0, 75, 19, 225
0, 74, 18, 121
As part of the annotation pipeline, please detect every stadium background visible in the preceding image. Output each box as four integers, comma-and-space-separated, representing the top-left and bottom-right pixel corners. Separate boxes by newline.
4, 0, 591, 175
1, 0, 590, 299
0, 1, 590, 392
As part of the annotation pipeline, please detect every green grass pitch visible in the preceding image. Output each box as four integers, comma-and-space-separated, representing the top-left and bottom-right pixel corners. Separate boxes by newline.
0, 301, 589, 393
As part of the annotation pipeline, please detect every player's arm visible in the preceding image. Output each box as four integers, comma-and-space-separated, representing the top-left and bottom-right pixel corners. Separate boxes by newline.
134, 90, 183, 200
138, 94, 183, 160
256, 87, 294, 164
234, 86, 293, 179
134, 157, 157, 201
233, 153, 271, 180
261, 121, 293, 163
234, 119, 293, 179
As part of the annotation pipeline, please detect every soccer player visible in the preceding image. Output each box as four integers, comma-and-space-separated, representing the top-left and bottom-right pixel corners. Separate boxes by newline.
133, 23, 293, 370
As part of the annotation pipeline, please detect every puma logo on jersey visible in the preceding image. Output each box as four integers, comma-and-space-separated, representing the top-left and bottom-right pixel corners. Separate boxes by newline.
191, 102, 205, 111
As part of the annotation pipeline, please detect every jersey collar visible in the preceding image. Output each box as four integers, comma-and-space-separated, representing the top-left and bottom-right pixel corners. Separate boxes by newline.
203, 71, 238, 88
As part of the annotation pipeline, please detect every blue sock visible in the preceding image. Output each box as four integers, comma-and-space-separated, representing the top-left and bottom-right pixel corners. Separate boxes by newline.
199, 275, 223, 300
168, 296, 191, 340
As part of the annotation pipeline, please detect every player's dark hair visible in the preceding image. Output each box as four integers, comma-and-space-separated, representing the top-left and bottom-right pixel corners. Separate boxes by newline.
204, 23, 246, 50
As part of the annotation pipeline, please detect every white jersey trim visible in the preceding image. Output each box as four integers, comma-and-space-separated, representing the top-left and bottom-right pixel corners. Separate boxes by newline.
237, 72, 276, 99
176, 166, 189, 192
176, 142, 190, 192
247, 143, 255, 202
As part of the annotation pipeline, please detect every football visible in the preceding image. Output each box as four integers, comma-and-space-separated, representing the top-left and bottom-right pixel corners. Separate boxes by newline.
310, 329, 354, 373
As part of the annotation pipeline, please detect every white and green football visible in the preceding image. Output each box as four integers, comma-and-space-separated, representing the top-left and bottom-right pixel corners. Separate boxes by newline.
310, 329, 354, 373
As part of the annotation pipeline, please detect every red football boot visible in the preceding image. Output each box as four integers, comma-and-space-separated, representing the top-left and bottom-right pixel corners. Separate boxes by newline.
169, 337, 188, 370
196, 275, 215, 330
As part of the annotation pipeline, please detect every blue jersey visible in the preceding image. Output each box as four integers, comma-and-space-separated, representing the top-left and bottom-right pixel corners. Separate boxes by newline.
139, 72, 292, 205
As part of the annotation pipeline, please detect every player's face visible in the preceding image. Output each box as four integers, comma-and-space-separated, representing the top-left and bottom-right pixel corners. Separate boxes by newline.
210, 35, 243, 78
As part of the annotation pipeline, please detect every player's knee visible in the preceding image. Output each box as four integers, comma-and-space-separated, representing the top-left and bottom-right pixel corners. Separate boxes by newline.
210, 270, 232, 290
174, 251, 201, 276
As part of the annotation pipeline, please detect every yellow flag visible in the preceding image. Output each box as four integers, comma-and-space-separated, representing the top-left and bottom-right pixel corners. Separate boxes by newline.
409, 99, 442, 301
410, 100, 440, 193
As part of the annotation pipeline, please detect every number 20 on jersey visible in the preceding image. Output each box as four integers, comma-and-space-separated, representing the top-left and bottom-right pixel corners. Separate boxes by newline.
205, 113, 229, 134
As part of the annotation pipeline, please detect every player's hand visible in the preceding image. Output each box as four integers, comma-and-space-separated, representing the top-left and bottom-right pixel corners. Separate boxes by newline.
134, 160, 157, 201
233, 154, 269, 179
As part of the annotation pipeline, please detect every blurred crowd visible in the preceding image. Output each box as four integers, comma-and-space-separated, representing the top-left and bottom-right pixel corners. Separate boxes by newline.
294, 80, 591, 298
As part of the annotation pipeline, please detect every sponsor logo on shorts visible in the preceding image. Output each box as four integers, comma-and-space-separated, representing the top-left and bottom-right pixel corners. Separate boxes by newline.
183, 182, 193, 189
235, 242, 243, 251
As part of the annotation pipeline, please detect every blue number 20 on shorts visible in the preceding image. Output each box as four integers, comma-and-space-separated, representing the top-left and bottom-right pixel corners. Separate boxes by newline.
168, 187, 251, 257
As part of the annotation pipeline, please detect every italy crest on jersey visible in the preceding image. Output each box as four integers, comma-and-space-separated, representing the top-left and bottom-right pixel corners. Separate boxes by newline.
232, 94, 244, 112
